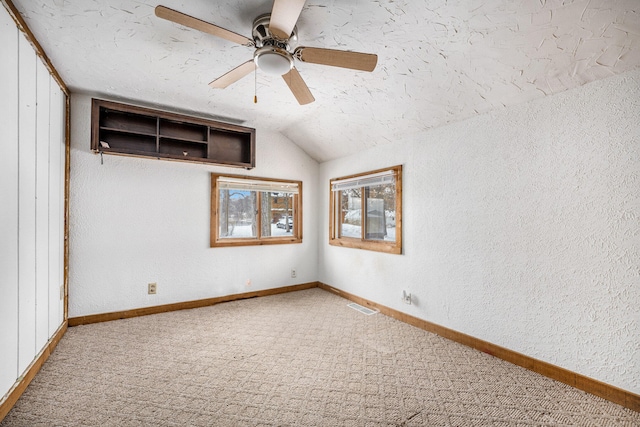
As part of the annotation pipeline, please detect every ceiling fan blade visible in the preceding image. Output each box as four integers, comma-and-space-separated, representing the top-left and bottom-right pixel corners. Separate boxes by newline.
209, 60, 257, 89
155, 5, 253, 46
295, 47, 378, 72
269, 0, 306, 40
282, 67, 315, 105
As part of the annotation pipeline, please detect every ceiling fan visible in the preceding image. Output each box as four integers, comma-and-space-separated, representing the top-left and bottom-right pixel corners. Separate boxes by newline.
155, 0, 378, 105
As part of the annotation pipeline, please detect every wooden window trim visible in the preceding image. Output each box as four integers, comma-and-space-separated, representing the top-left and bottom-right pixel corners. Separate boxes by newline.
329, 165, 402, 254
210, 173, 302, 247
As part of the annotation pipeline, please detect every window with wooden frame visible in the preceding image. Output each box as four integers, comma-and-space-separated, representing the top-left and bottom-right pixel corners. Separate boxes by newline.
211, 174, 302, 247
329, 165, 402, 254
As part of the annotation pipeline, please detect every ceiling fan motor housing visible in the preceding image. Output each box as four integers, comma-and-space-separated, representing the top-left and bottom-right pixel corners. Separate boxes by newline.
252, 13, 297, 76
252, 13, 298, 48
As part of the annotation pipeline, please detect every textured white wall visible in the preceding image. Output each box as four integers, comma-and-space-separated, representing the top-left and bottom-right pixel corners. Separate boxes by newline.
68, 94, 319, 317
318, 70, 640, 394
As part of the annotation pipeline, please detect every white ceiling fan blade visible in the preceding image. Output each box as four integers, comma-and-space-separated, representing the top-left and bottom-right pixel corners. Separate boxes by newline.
269, 0, 306, 40
155, 5, 253, 46
282, 67, 315, 105
295, 47, 378, 72
209, 60, 257, 89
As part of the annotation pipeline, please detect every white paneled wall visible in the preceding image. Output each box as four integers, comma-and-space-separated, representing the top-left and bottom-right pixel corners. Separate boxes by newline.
49, 80, 65, 337
0, 5, 20, 397
17, 27, 38, 375
0, 5, 66, 399
35, 58, 51, 351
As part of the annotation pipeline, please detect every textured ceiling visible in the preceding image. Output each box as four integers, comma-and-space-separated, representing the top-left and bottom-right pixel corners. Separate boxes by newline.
10, 0, 640, 162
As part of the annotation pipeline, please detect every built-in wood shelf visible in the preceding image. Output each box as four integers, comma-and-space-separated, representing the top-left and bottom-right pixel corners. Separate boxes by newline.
91, 99, 255, 169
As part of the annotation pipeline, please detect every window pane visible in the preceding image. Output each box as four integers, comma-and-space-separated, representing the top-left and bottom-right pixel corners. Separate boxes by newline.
328, 165, 401, 254
218, 189, 257, 238
262, 192, 294, 237
340, 188, 361, 238
365, 183, 395, 241
211, 173, 302, 247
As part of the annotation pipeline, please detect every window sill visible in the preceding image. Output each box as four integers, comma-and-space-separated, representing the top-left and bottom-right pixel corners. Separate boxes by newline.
212, 237, 302, 248
329, 238, 401, 254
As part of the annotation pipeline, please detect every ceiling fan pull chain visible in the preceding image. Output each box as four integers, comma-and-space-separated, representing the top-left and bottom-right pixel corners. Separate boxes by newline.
254, 69, 258, 104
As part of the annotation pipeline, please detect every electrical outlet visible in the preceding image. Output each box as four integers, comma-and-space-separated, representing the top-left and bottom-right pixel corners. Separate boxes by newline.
291, 269, 297, 278
246, 279, 252, 286
148, 282, 157, 294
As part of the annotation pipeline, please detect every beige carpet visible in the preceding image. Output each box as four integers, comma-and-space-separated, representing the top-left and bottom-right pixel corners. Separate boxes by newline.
2, 288, 638, 426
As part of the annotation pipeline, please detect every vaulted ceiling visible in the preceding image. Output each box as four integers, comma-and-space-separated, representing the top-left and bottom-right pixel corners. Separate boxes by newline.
10, 0, 640, 162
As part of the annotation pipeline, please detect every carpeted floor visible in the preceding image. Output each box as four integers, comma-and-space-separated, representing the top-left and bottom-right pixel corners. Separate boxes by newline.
2, 288, 638, 426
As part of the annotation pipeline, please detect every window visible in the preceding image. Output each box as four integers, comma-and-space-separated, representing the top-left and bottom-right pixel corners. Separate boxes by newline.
329, 165, 402, 254
211, 174, 302, 247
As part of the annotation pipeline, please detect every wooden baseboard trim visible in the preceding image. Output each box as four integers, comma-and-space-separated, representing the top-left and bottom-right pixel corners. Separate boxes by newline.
317, 282, 639, 413
0, 321, 68, 422
68, 282, 320, 327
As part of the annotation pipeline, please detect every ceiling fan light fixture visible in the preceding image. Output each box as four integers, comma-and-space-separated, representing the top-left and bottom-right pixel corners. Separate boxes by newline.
254, 46, 293, 76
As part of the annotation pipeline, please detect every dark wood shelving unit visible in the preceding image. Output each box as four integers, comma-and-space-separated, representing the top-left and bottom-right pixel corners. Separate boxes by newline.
91, 99, 255, 168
